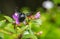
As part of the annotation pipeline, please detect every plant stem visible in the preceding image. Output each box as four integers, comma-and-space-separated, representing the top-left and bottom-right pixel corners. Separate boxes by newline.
28, 25, 38, 39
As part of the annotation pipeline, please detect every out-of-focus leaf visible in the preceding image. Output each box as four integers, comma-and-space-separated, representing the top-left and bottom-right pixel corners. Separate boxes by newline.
22, 34, 33, 39
53, 0, 60, 4
0, 14, 5, 21
0, 20, 6, 28
0, 37, 3, 39
53, 28, 60, 38
29, 20, 41, 32
39, 22, 52, 39
29, 23, 38, 39
4, 34, 9, 39
20, 7, 31, 15
44, 27, 60, 39
4, 23, 16, 33
0, 32, 4, 39
55, 13, 60, 25
4, 16, 13, 23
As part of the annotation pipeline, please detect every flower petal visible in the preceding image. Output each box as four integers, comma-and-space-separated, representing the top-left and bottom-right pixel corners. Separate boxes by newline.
12, 12, 19, 20
12, 12, 20, 24
16, 20, 20, 24
34, 12, 40, 19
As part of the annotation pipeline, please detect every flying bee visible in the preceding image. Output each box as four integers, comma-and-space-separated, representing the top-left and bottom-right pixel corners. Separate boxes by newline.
12, 11, 26, 26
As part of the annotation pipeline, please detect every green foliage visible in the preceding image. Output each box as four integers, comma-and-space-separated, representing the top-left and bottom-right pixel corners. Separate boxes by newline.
53, 0, 60, 4
20, 7, 31, 15
0, 1, 60, 39
4, 16, 13, 23
0, 20, 6, 28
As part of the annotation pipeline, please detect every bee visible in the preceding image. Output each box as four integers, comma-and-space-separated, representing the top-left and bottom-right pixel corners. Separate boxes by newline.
12, 11, 26, 26
18, 13, 26, 22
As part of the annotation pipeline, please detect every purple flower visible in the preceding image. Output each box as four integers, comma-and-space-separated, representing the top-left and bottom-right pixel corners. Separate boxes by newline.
34, 12, 40, 19
12, 12, 26, 25
12, 12, 20, 24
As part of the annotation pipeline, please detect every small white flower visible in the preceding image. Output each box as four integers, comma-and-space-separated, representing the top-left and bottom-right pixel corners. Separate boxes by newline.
42, 1, 54, 9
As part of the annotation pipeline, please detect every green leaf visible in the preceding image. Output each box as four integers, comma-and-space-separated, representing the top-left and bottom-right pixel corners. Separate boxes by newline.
4, 23, 16, 33
4, 16, 13, 23
29, 20, 41, 32
0, 20, 6, 28
0, 32, 4, 39
4, 34, 11, 39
